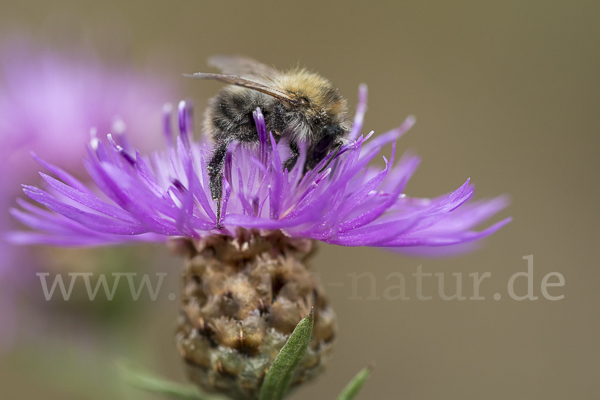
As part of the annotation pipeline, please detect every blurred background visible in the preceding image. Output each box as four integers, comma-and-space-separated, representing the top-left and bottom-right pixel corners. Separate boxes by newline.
0, 1, 598, 399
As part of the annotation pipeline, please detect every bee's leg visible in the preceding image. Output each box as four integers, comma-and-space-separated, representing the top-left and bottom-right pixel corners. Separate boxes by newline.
317, 143, 342, 173
215, 198, 222, 230
283, 140, 300, 171
208, 139, 232, 229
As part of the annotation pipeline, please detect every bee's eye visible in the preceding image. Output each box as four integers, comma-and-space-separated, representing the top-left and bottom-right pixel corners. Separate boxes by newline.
323, 124, 342, 137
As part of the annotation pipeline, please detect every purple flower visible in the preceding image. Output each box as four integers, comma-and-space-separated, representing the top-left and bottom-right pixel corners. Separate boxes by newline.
0, 36, 178, 349
0, 38, 175, 184
9, 85, 510, 253
0, 36, 177, 247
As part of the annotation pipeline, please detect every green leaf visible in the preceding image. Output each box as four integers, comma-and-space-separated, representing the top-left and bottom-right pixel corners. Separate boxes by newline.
259, 309, 314, 400
335, 363, 374, 400
118, 362, 227, 400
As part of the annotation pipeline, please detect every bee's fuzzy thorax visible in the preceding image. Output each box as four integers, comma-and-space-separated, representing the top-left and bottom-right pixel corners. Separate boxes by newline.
275, 68, 348, 122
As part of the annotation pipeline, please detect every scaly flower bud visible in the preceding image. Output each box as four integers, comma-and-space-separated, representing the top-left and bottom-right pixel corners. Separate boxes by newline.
174, 231, 334, 399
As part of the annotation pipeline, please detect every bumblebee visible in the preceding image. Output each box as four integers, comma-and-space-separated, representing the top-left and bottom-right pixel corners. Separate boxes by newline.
187, 56, 350, 227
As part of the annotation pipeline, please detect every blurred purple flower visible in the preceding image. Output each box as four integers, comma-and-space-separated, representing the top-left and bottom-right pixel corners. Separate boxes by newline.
0, 37, 177, 349
0, 38, 175, 183
9, 86, 510, 252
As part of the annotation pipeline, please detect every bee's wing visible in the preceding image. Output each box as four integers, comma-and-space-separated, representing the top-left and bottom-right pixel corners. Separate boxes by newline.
185, 72, 299, 106
207, 55, 279, 84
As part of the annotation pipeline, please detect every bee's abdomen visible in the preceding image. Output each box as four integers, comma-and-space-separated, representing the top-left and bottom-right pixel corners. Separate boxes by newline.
207, 88, 286, 143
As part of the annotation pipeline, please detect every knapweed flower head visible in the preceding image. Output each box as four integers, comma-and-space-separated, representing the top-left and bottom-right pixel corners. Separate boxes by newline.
8, 85, 510, 399
9, 86, 510, 251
